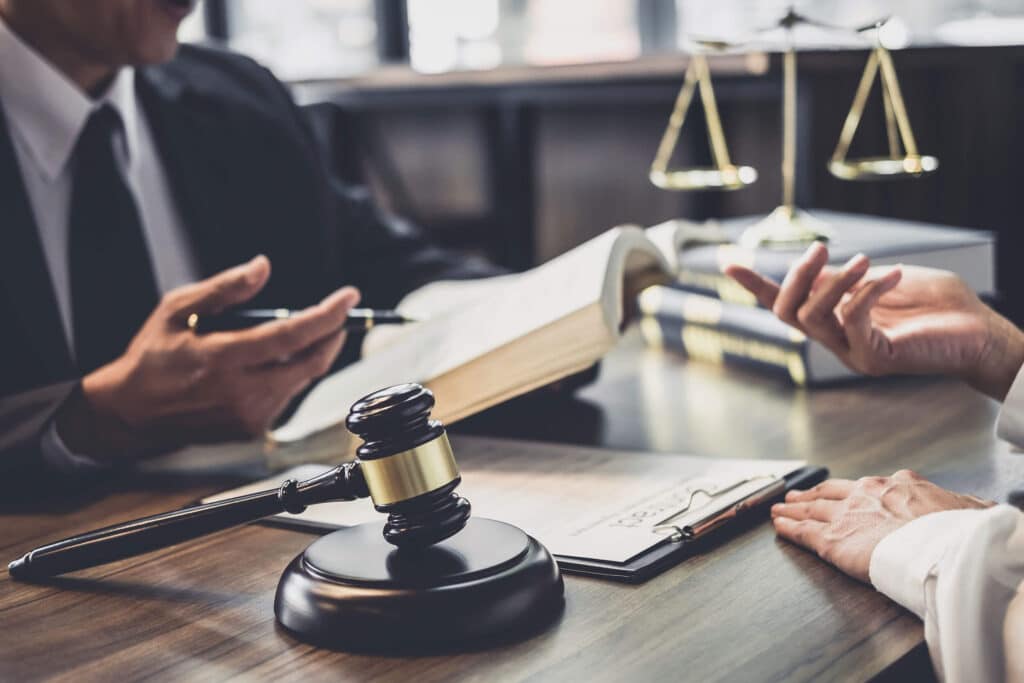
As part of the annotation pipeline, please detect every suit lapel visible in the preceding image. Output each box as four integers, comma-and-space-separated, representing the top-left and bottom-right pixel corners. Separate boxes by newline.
136, 67, 234, 278
136, 59, 332, 307
0, 105, 74, 388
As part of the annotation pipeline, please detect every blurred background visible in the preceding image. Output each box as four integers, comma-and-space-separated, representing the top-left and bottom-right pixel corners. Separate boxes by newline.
181, 0, 1024, 320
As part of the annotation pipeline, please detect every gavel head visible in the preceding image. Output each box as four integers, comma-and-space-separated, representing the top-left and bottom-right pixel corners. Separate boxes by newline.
346, 384, 471, 549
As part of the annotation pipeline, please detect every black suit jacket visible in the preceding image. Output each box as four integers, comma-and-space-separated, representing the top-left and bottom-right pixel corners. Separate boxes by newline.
0, 45, 499, 474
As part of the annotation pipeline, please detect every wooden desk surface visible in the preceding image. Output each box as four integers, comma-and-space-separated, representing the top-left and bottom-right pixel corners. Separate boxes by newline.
3, 328, 1022, 682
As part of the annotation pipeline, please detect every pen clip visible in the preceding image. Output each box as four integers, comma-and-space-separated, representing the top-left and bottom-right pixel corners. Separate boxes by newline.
651, 476, 784, 542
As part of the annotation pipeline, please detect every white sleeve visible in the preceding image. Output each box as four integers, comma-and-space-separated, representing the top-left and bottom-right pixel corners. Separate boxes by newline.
39, 419, 107, 474
869, 505, 1024, 682
997, 366, 1024, 448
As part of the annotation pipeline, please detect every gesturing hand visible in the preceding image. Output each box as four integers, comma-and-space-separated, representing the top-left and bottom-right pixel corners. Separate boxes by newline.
724, 242, 1024, 400
57, 255, 360, 461
771, 470, 992, 582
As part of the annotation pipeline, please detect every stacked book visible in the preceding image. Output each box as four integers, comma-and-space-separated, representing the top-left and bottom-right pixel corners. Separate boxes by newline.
639, 210, 996, 385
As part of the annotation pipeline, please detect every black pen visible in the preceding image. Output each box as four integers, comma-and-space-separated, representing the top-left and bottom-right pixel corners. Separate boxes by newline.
187, 308, 416, 334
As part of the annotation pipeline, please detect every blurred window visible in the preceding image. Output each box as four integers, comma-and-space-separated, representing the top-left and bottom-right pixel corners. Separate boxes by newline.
673, 0, 1024, 49
227, 0, 380, 81
193, 0, 1024, 81
406, 0, 679, 74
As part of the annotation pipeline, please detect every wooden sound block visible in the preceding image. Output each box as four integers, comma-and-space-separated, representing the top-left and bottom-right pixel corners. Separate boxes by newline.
274, 518, 564, 652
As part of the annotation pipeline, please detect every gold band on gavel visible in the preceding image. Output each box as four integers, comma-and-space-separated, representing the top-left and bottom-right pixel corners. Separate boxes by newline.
358, 433, 460, 506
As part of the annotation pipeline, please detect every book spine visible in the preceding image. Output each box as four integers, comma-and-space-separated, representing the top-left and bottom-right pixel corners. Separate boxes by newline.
639, 286, 806, 349
639, 314, 810, 386
672, 271, 762, 307
677, 244, 791, 282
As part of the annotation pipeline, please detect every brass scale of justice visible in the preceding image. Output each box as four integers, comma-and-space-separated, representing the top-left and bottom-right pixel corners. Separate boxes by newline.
650, 8, 940, 248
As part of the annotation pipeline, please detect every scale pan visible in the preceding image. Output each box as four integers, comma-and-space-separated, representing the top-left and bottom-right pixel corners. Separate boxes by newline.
828, 154, 938, 180
650, 164, 758, 191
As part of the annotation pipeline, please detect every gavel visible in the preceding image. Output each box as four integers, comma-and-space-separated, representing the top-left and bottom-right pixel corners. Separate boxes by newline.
9, 384, 472, 579
9, 383, 564, 651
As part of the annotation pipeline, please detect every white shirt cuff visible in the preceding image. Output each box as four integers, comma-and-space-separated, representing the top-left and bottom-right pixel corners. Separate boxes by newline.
868, 509, 989, 619
997, 365, 1024, 448
40, 419, 107, 474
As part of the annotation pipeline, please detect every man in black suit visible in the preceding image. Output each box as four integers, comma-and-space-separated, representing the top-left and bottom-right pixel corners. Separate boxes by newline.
0, 0, 499, 474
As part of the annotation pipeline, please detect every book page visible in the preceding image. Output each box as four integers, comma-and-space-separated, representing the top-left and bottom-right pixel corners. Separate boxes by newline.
204, 436, 804, 564
274, 227, 655, 443
362, 275, 520, 357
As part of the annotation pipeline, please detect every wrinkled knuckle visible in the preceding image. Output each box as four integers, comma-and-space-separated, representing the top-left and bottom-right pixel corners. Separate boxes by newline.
893, 468, 920, 480
792, 520, 811, 542
858, 475, 887, 489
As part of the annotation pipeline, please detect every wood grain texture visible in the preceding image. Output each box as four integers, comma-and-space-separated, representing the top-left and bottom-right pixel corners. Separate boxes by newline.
3, 328, 1016, 682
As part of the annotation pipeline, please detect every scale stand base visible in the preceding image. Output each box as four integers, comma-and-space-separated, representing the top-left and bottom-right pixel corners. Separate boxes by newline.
738, 206, 835, 249
275, 518, 564, 652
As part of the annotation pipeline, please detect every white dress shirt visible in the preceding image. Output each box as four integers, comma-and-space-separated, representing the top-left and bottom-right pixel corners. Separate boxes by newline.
867, 374, 1024, 682
0, 17, 200, 470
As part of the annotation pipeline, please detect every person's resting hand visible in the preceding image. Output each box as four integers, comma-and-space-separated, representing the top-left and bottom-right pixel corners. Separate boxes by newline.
724, 242, 1024, 400
56, 256, 359, 462
771, 470, 992, 582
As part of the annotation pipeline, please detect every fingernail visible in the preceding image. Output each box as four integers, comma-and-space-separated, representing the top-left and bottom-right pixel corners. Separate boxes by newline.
881, 268, 901, 284
845, 253, 868, 269
246, 254, 267, 276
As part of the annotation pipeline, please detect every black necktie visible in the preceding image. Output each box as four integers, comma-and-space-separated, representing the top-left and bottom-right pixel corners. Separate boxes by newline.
68, 105, 159, 374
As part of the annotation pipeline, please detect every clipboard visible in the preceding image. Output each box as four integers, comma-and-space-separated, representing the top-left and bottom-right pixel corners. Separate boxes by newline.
201, 438, 829, 585
555, 465, 828, 583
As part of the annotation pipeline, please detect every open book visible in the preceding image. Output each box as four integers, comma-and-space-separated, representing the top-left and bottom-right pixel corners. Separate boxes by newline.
209, 222, 682, 464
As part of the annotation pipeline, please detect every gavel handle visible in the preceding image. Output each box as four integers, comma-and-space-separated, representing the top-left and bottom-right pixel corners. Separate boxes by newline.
8, 462, 368, 580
